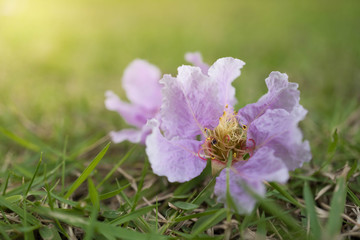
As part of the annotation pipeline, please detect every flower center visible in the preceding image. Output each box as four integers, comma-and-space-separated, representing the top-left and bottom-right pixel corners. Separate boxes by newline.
198, 105, 255, 175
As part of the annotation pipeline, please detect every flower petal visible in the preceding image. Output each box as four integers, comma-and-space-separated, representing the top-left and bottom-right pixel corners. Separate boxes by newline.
238, 71, 300, 126
105, 91, 149, 128
145, 120, 207, 182
109, 124, 151, 144
185, 52, 210, 75
122, 59, 162, 111
248, 108, 311, 170
159, 67, 223, 139
214, 147, 288, 214
208, 57, 245, 107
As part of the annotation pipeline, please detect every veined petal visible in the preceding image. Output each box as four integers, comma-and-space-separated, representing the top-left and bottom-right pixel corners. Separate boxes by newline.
214, 147, 288, 214
159, 67, 223, 139
145, 120, 207, 182
122, 59, 162, 111
185, 52, 210, 75
208, 57, 245, 107
248, 108, 311, 170
238, 71, 300, 126
105, 91, 149, 128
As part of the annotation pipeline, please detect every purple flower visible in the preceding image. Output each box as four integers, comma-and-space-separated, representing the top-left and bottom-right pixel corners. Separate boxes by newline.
105, 53, 210, 144
105, 59, 162, 144
145, 57, 311, 213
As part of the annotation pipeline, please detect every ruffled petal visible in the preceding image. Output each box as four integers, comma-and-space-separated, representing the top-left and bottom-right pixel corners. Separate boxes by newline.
238, 71, 300, 126
248, 108, 311, 170
208, 57, 245, 107
109, 124, 151, 144
214, 147, 288, 214
145, 120, 207, 182
105, 91, 149, 128
159, 67, 223, 139
185, 52, 210, 75
122, 59, 162, 111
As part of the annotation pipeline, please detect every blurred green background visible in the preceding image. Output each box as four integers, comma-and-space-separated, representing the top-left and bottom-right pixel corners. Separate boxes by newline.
0, 0, 359, 153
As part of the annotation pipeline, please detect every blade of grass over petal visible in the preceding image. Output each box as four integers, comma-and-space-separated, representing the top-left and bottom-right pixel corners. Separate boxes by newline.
303, 181, 321, 239
225, 152, 238, 214
324, 177, 346, 239
97, 145, 136, 189
64, 142, 110, 199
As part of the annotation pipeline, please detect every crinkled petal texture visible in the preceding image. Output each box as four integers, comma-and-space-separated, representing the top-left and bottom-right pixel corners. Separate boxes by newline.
238, 71, 311, 170
208, 58, 245, 107
214, 147, 289, 214
238, 71, 300, 125
160, 58, 245, 139
185, 52, 210, 75
159, 67, 223, 139
145, 120, 207, 182
147, 58, 246, 182
122, 59, 162, 111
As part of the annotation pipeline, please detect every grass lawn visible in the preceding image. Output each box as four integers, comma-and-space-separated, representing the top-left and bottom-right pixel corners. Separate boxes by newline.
0, 0, 359, 239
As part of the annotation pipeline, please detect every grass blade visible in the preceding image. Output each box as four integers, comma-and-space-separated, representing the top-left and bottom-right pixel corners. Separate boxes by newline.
0, 126, 40, 152
269, 182, 303, 208
97, 145, 136, 189
25, 153, 42, 196
99, 184, 130, 200
64, 142, 110, 199
190, 208, 227, 237
324, 177, 346, 239
303, 181, 321, 239
110, 205, 156, 226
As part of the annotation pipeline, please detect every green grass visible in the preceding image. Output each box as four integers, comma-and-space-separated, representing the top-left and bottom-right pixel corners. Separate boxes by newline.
0, 0, 360, 239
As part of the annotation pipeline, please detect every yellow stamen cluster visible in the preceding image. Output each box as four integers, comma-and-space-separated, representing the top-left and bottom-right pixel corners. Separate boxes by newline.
201, 105, 248, 169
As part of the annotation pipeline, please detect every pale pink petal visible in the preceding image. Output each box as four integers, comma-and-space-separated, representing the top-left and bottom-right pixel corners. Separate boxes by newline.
105, 91, 148, 128
208, 57, 245, 107
214, 147, 288, 214
145, 120, 207, 182
238, 71, 300, 126
248, 108, 311, 170
159, 67, 223, 139
122, 59, 162, 111
185, 52, 210, 75
109, 124, 151, 144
